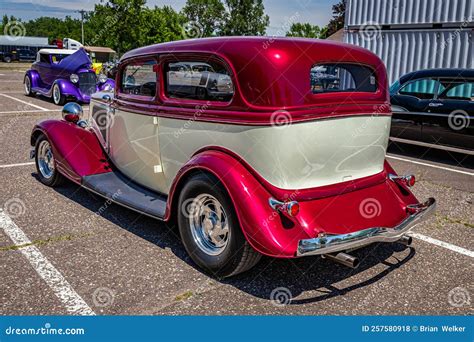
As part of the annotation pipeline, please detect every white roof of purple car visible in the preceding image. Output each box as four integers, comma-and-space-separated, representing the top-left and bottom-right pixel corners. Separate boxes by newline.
38, 49, 78, 55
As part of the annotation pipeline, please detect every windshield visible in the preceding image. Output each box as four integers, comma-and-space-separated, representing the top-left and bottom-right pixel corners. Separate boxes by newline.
50, 54, 71, 64
389, 80, 400, 95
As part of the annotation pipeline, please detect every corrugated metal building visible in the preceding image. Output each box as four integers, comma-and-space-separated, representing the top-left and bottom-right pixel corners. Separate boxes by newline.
0, 36, 52, 53
344, 0, 474, 85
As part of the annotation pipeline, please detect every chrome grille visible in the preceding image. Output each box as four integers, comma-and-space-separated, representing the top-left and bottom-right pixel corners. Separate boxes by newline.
79, 72, 97, 96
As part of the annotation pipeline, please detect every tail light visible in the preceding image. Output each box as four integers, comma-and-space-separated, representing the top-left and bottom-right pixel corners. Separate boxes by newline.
389, 174, 416, 187
269, 198, 300, 217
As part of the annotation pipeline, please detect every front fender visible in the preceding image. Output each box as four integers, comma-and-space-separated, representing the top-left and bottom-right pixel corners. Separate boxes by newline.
31, 120, 110, 183
25, 69, 40, 88
99, 79, 115, 91
166, 150, 310, 257
55, 79, 82, 98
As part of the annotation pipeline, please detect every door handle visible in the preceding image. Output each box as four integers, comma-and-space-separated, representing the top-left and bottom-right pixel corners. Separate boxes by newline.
428, 102, 443, 107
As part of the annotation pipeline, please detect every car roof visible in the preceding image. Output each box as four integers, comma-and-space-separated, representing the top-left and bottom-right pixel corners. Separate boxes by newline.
120, 37, 387, 108
38, 49, 78, 55
399, 69, 474, 84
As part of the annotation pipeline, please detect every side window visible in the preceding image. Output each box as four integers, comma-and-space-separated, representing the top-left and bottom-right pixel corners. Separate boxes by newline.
310, 63, 377, 93
438, 81, 474, 101
121, 60, 157, 97
39, 53, 49, 64
165, 60, 234, 101
399, 78, 440, 100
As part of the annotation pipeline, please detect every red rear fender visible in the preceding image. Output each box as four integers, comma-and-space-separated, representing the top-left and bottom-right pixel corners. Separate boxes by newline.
167, 150, 422, 258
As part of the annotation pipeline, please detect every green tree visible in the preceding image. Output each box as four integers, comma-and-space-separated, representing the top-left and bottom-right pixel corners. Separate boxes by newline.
220, 0, 269, 36
285, 22, 321, 38
90, 0, 147, 54
1, 15, 9, 32
320, 0, 345, 38
182, 0, 226, 37
1, 15, 22, 36
140, 6, 186, 45
22, 16, 84, 42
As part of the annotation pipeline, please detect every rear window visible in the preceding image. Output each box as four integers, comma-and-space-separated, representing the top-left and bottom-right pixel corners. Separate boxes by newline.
165, 60, 234, 102
438, 80, 474, 101
311, 63, 377, 94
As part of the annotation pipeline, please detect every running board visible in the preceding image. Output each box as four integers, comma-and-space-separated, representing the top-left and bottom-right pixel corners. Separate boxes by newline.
82, 170, 167, 219
32, 87, 52, 97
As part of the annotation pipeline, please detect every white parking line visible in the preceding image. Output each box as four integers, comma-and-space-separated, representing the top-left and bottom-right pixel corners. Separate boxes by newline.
387, 155, 473, 176
0, 109, 61, 114
0, 210, 95, 315
0, 162, 34, 168
0, 93, 49, 111
409, 232, 474, 258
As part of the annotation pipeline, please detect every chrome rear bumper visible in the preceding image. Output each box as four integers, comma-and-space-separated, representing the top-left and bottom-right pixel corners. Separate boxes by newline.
297, 198, 436, 256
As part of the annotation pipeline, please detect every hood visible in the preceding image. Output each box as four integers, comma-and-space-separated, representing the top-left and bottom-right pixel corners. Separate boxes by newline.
57, 49, 92, 73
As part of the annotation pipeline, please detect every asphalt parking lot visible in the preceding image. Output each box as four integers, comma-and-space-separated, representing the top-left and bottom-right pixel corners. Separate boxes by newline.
0, 67, 472, 315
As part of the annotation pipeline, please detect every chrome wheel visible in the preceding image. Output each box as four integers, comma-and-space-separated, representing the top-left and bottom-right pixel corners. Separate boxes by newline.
189, 193, 230, 256
24, 76, 31, 95
53, 84, 61, 104
37, 140, 55, 179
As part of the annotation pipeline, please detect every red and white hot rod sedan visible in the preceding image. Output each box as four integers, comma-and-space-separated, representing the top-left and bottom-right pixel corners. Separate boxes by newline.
30, 37, 435, 277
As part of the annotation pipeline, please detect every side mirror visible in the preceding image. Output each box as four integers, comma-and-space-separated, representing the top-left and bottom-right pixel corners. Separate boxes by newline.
62, 102, 83, 123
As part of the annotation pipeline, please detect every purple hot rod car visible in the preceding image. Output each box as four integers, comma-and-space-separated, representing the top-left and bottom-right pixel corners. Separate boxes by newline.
24, 48, 115, 105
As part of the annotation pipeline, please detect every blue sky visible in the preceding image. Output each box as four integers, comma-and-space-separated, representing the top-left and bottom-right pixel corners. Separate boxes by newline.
0, 0, 337, 36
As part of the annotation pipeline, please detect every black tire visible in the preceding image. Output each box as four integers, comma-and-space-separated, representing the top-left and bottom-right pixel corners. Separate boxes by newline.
34, 134, 65, 187
24, 75, 34, 96
196, 87, 207, 100
178, 173, 261, 278
4, 56, 11, 63
52, 83, 66, 105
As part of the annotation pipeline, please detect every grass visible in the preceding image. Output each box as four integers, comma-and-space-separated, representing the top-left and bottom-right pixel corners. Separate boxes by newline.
174, 290, 193, 301
0, 232, 95, 251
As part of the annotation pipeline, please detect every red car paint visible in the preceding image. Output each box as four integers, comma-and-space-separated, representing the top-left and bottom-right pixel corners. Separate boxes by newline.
31, 120, 110, 184
115, 37, 390, 124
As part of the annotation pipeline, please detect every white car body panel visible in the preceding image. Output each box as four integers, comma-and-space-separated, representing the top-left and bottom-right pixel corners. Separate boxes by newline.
89, 97, 390, 195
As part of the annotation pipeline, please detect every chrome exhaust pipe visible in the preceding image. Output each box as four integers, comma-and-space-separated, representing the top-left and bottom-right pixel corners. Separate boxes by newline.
398, 235, 412, 246
322, 252, 360, 269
